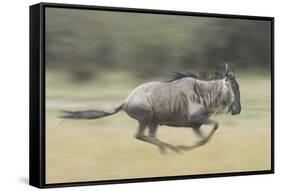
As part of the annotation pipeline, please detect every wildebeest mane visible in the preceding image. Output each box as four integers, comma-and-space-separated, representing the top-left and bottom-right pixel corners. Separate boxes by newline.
167, 71, 224, 82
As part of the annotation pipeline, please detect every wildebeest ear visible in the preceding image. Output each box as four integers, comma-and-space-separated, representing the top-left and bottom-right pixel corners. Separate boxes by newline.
225, 63, 235, 78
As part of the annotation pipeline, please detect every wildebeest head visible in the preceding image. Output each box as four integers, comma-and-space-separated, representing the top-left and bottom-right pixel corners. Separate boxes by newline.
225, 63, 241, 115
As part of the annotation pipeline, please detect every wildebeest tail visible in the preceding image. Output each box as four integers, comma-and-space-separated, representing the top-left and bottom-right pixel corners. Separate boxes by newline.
59, 104, 123, 120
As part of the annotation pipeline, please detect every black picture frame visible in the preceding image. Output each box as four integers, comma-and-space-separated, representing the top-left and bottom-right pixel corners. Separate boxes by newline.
30, 2, 274, 189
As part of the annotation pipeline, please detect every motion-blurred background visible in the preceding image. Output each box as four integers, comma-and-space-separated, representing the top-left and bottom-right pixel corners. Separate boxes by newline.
46, 8, 271, 81
45, 8, 271, 184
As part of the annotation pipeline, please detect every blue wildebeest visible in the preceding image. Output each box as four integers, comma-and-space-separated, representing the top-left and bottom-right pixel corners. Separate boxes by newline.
60, 64, 241, 153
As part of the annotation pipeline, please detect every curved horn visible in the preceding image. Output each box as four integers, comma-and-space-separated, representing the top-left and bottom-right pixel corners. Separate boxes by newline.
225, 63, 229, 74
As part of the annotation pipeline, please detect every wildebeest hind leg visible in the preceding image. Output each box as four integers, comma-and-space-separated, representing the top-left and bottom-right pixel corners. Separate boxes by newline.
148, 123, 181, 154
135, 123, 165, 152
135, 122, 180, 154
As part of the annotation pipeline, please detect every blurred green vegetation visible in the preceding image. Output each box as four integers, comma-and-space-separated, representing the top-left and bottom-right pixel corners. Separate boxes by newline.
46, 8, 271, 82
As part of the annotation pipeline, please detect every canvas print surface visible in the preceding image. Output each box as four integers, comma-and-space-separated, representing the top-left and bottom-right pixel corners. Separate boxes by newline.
45, 7, 272, 184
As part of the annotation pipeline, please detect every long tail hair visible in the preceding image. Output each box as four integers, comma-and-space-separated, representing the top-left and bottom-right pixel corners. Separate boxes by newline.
59, 104, 123, 120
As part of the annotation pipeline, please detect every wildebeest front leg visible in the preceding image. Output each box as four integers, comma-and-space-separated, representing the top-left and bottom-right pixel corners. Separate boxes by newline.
178, 119, 219, 151
177, 125, 206, 151
192, 126, 204, 139
196, 119, 219, 145
188, 113, 219, 142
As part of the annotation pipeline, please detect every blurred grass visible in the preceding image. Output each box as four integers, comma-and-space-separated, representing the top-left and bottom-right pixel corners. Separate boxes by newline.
45, 71, 271, 183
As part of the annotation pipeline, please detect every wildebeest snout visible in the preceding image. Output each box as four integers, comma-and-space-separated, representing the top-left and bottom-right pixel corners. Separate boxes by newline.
231, 103, 241, 115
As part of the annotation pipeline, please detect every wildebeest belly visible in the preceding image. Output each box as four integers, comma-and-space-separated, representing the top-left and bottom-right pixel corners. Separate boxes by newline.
155, 112, 193, 127
149, 84, 194, 127
152, 99, 192, 127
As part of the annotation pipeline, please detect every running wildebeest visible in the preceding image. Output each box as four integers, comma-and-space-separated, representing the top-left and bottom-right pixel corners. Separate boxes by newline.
60, 63, 241, 153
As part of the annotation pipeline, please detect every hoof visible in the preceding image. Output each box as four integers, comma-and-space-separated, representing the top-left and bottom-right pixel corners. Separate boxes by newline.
197, 139, 209, 146
168, 145, 182, 154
